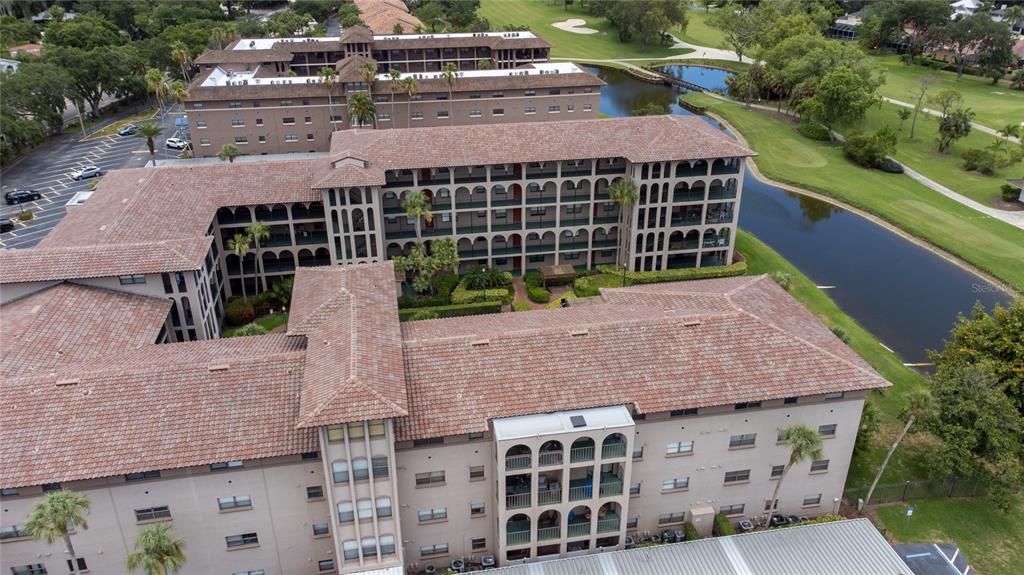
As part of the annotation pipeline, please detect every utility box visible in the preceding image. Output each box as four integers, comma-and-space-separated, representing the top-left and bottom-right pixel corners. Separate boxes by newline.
689, 505, 716, 538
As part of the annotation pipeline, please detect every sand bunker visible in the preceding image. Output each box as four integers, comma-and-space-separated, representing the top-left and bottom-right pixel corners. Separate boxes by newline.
552, 18, 598, 34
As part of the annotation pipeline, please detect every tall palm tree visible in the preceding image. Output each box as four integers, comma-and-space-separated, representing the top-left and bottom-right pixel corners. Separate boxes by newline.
209, 26, 234, 50
863, 389, 934, 509
607, 178, 636, 269
476, 58, 492, 70
170, 42, 193, 83
318, 66, 339, 131
217, 143, 241, 163
228, 233, 251, 301
401, 75, 418, 129
387, 67, 402, 126
401, 190, 432, 240
348, 92, 376, 128
246, 221, 271, 292
145, 69, 167, 110
127, 523, 186, 575
440, 62, 458, 126
24, 490, 90, 575
168, 79, 188, 109
135, 123, 164, 165
359, 60, 378, 99
766, 424, 824, 526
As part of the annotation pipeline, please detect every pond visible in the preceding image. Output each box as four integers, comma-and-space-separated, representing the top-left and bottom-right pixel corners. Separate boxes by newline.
657, 64, 734, 94
584, 64, 1013, 365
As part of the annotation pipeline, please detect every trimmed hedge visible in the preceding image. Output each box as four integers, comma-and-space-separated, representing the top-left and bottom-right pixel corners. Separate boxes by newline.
397, 300, 503, 321
512, 300, 530, 312
596, 262, 747, 285
573, 276, 600, 297
397, 273, 461, 309
451, 281, 513, 305
523, 271, 541, 289
225, 298, 256, 326
527, 285, 551, 303
683, 522, 702, 541
712, 514, 737, 537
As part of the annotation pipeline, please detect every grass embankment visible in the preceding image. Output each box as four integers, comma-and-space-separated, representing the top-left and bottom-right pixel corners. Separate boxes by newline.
876, 498, 1024, 575
681, 91, 1024, 294
221, 312, 288, 337
82, 108, 159, 141
677, 8, 725, 48
871, 54, 1023, 131
478, 0, 695, 59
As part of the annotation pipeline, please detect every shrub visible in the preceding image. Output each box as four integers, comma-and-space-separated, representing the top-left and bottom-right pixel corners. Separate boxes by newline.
683, 522, 702, 541
397, 300, 503, 321
527, 285, 551, 303
15, 210, 33, 221
830, 325, 851, 344
1001, 183, 1021, 202
450, 279, 512, 305
961, 147, 999, 175
225, 298, 256, 326
398, 292, 450, 309
573, 276, 600, 297
252, 290, 276, 316
230, 322, 268, 337
797, 119, 831, 141
595, 262, 747, 285
512, 300, 530, 312
433, 273, 460, 297
801, 513, 845, 525
712, 514, 736, 537
769, 271, 792, 291
408, 309, 439, 321
842, 126, 897, 169
523, 271, 542, 289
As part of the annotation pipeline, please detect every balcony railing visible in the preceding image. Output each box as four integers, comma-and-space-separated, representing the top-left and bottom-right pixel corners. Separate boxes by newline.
537, 526, 561, 541
491, 171, 519, 182
592, 239, 618, 248
599, 481, 623, 497
295, 231, 328, 245
671, 216, 702, 226
492, 197, 522, 207
539, 450, 563, 466
454, 200, 487, 209
597, 518, 621, 533
596, 165, 625, 175
526, 220, 557, 230
526, 195, 558, 205
385, 229, 417, 239
506, 454, 531, 471
593, 216, 619, 224
708, 187, 737, 200
492, 245, 522, 255
525, 243, 556, 253
570, 446, 594, 463
568, 485, 592, 501
459, 249, 488, 258
567, 522, 590, 538
507, 493, 531, 510
538, 490, 562, 506
421, 227, 454, 237
457, 225, 488, 234
602, 442, 626, 459
383, 205, 404, 214
492, 222, 523, 232
706, 213, 734, 224
507, 530, 530, 546
673, 191, 705, 203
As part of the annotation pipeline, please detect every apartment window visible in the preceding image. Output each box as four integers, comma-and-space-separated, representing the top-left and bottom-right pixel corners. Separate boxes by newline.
0, 525, 29, 540
406, 216, 416, 225
825, 391, 845, 400
343, 540, 359, 560
524, 90, 536, 96
304, 116, 312, 124
234, 136, 248, 144
803, 494, 822, 506
524, 106, 536, 114
255, 118, 264, 126
528, 255, 545, 263
380, 534, 396, 556
66, 560, 88, 573
764, 499, 779, 511
585, 87, 594, 93
210, 461, 243, 471
218, 495, 252, 510
192, 103, 204, 110
492, 108, 504, 116
284, 134, 298, 142
567, 104, 575, 112
658, 512, 684, 525
729, 433, 756, 448
134, 506, 171, 522
724, 470, 751, 484
10, 565, 47, 575
318, 559, 334, 572
666, 441, 694, 455
352, 459, 369, 481
376, 496, 392, 518
470, 109, 481, 117
493, 92, 504, 98
548, 89, 561, 95
306, 133, 315, 141
418, 507, 448, 523
119, 274, 146, 285
313, 522, 330, 536
326, 425, 344, 442
420, 543, 449, 557
282, 117, 296, 125
258, 135, 266, 143
436, 110, 449, 119
436, 94, 448, 100
42, 483, 61, 492
331, 461, 349, 483
719, 504, 745, 516
563, 252, 581, 260
414, 438, 443, 446
357, 499, 374, 520
231, 119, 245, 127
548, 105, 560, 113
810, 459, 830, 472
770, 465, 785, 478
226, 532, 259, 548
199, 138, 210, 146
784, 396, 799, 404
411, 112, 424, 120
670, 408, 698, 417
369, 420, 386, 437
471, 537, 486, 551
410, 95, 423, 101
627, 517, 638, 529
468, 431, 484, 440
584, 104, 592, 112
306, 485, 324, 499
235, 571, 265, 575
632, 445, 644, 459
662, 477, 689, 491
469, 93, 481, 99
469, 466, 485, 480
252, 101, 261, 108
819, 424, 837, 438
125, 470, 160, 481
735, 401, 762, 410
629, 483, 641, 496
494, 209, 507, 219
337, 501, 354, 522
1, 488, 18, 496
302, 451, 319, 460
372, 456, 389, 478
528, 206, 546, 216
228, 101, 241, 108
196, 120, 207, 129
416, 470, 445, 486
470, 501, 486, 516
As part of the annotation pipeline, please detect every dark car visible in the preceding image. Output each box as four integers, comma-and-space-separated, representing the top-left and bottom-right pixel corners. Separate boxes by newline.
4, 189, 42, 205
0, 219, 14, 233
117, 123, 139, 136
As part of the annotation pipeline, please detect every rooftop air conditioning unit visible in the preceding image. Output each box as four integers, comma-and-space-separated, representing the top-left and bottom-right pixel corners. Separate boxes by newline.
249, 41, 255, 47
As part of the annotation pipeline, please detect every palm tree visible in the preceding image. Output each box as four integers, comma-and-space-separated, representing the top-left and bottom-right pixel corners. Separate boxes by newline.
24, 490, 90, 575
401, 190, 432, 240
607, 178, 636, 269
228, 233, 251, 301
359, 60, 378, 100
387, 68, 402, 126
168, 79, 188, 109
210, 26, 234, 50
135, 123, 164, 165
170, 42, 192, 83
440, 62, 458, 125
217, 143, 241, 163
476, 58, 492, 70
127, 523, 186, 575
246, 221, 271, 292
145, 69, 167, 110
318, 66, 339, 131
766, 424, 824, 526
348, 92, 376, 128
401, 75, 418, 129
862, 389, 934, 509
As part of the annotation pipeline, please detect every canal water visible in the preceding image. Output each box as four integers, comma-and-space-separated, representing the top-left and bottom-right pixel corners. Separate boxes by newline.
584, 65, 1013, 365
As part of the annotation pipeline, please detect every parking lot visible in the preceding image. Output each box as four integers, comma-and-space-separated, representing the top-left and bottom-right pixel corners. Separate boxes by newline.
1, 106, 186, 249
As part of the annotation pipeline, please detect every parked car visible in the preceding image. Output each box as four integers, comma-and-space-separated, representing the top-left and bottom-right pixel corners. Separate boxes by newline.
69, 166, 102, 181
4, 189, 42, 205
0, 219, 14, 233
117, 123, 139, 136
165, 137, 188, 150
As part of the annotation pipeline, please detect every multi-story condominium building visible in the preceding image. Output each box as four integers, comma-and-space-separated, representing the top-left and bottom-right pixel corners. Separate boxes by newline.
187, 27, 591, 155
0, 260, 889, 575
0, 115, 751, 342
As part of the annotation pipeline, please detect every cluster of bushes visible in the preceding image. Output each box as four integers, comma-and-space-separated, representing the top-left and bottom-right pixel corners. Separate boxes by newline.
596, 262, 747, 285
797, 119, 831, 142
842, 126, 897, 170
682, 522, 702, 541
712, 514, 737, 536
769, 271, 792, 291
397, 300, 503, 321
397, 273, 460, 309
226, 298, 256, 326
226, 322, 268, 338
1000, 184, 1021, 202
523, 272, 551, 303
451, 282, 513, 305
573, 276, 600, 297
961, 143, 1023, 176
511, 300, 530, 312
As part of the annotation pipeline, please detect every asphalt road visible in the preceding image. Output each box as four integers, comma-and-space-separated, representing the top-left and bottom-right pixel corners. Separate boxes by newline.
0, 105, 186, 250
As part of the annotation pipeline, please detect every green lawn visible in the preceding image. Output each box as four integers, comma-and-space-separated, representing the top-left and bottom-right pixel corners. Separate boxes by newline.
478, 0, 695, 59
221, 312, 288, 337
681, 92, 1024, 295
876, 498, 1024, 575
677, 8, 725, 49
871, 54, 1024, 131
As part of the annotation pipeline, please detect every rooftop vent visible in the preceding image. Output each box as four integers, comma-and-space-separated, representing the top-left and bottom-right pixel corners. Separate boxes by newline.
55, 378, 79, 387
569, 329, 589, 337
208, 363, 230, 372
683, 319, 701, 327
470, 339, 490, 347
570, 415, 587, 428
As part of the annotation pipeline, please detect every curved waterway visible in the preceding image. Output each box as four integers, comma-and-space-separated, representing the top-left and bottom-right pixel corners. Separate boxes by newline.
584, 65, 1012, 365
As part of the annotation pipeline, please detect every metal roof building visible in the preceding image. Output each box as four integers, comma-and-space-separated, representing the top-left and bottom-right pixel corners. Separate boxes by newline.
491, 519, 911, 575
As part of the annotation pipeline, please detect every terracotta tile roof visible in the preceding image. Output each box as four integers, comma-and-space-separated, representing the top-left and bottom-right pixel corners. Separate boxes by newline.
0, 335, 314, 488
361, 7, 422, 33
288, 262, 408, 428
0, 237, 213, 284
394, 275, 888, 441
354, 0, 409, 14
335, 54, 377, 80
195, 47, 292, 64
328, 115, 755, 172
372, 34, 550, 51
0, 283, 171, 379
340, 25, 374, 43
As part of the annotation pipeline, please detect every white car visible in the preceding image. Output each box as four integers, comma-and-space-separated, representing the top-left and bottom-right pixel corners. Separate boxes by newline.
165, 138, 189, 150
69, 166, 102, 181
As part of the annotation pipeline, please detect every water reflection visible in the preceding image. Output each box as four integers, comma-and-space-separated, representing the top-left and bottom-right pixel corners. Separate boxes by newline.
657, 65, 735, 93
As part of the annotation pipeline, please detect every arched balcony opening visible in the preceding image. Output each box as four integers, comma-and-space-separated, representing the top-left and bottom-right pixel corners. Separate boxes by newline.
348, 188, 363, 205
651, 162, 662, 179
570, 437, 595, 464
567, 505, 592, 538
506, 513, 531, 547
505, 445, 532, 471
702, 228, 720, 248
314, 247, 331, 266
669, 230, 684, 250
602, 433, 627, 459
560, 228, 588, 251
506, 473, 532, 510
537, 510, 561, 543
711, 157, 740, 175
297, 248, 316, 267
597, 502, 622, 534
539, 440, 563, 467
